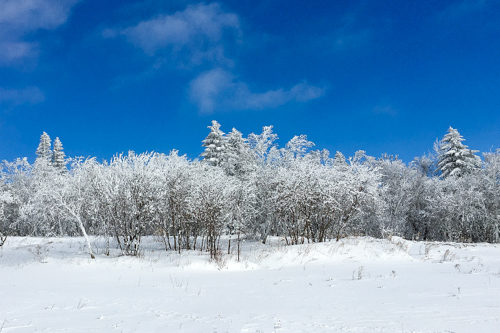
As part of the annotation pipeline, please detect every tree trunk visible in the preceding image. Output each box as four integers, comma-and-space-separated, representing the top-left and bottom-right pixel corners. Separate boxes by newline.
61, 200, 95, 259
76, 215, 95, 259
237, 232, 241, 262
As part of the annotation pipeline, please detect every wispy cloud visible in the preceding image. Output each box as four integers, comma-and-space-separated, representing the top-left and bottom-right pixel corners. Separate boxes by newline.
0, 41, 37, 63
106, 2, 326, 113
0, 0, 78, 30
0, 0, 79, 64
104, 3, 240, 67
190, 68, 325, 113
0, 87, 45, 107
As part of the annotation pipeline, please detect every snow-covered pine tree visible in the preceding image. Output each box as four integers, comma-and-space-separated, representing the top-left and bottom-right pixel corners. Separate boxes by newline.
437, 127, 481, 178
201, 120, 226, 167
35, 132, 52, 162
224, 128, 255, 177
52, 137, 66, 170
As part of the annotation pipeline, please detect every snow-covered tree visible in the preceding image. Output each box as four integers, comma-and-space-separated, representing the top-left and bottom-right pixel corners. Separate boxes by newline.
333, 151, 347, 167
477, 149, 500, 242
201, 120, 226, 167
52, 137, 66, 171
35, 132, 52, 162
189, 163, 232, 258
47, 159, 96, 258
1, 120, 499, 253
248, 125, 278, 164
376, 155, 419, 237
223, 128, 255, 177
411, 153, 437, 177
225, 178, 255, 259
97, 152, 159, 255
285, 134, 315, 159
0, 188, 13, 246
155, 150, 196, 252
437, 127, 481, 178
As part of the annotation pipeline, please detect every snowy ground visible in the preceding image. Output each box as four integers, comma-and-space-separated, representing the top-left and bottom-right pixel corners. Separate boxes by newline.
1, 236, 500, 333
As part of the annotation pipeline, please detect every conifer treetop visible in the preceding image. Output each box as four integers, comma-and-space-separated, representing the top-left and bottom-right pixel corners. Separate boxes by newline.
437, 126, 481, 178
36, 132, 52, 161
201, 120, 226, 167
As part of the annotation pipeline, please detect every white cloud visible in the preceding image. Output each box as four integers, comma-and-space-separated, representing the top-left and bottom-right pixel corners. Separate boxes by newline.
113, 3, 239, 52
0, 0, 79, 64
190, 68, 325, 113
0, 41, 37, 63
106, 3, 240, 66
0, 87, 45, 106
0, 0, 78, 31
106, 2, 325, 112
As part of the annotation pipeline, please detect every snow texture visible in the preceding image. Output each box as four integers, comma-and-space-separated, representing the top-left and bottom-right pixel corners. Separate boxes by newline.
1, 236, 500, 332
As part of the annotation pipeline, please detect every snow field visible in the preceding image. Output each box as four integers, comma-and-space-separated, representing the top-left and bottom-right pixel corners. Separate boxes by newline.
1, 236, 500, 332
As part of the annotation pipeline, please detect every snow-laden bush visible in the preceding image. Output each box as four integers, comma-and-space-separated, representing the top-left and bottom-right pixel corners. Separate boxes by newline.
0, 125, 498, 257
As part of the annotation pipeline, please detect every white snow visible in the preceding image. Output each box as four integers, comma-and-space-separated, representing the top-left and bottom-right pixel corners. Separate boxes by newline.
1, 236, 500, 332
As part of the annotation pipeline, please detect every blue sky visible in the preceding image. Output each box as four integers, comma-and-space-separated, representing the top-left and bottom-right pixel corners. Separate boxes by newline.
0, 0, 499, 162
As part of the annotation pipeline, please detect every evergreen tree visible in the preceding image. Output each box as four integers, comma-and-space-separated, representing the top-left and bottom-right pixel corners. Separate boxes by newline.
52, 137, 66, 170
201, 120, 226, 167
35, 132, 52, 162
224, 128, 255, 177
437, 127, 481, 178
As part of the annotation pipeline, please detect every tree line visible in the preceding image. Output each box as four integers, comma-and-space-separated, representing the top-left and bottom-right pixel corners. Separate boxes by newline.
0, 122, 498, 258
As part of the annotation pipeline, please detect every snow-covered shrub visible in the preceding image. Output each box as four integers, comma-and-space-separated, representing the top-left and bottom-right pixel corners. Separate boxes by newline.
0, 124, 498, 257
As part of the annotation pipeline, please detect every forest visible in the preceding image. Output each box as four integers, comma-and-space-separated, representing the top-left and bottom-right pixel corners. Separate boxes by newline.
0, 121, 498, 258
